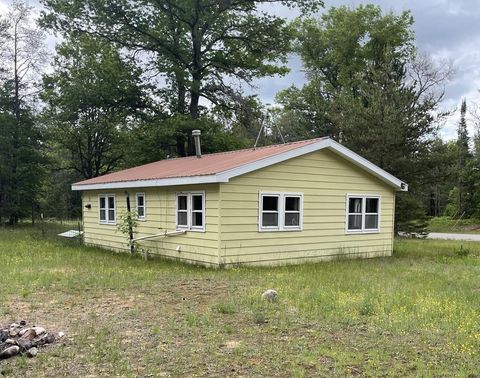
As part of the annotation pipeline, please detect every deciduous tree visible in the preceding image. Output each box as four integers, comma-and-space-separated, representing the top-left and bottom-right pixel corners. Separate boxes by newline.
40, 0, 322, 155
41, 35, 148, 179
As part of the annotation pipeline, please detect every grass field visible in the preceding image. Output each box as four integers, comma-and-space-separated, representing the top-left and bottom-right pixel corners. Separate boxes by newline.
428, 216, 480, 233
1, 225, 479, 377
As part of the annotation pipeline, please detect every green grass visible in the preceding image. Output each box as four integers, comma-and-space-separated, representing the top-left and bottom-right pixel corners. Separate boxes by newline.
0, 225, 479, 376
428, 216, 480, 233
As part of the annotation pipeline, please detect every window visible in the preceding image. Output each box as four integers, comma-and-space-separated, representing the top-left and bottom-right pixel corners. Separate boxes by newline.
284, 196, 301, 228
136, 193, 146, 220
259, 192, 303, 231
99, 194, 116, 224
191, 194, 204, 228
261, 195, 279, 228
177, 194, 188, 227
176, 192, 205, 231
346, 194, 380, 233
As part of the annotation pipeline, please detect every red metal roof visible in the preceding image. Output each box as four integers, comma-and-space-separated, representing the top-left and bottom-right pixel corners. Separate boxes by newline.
74, 138, 327, 186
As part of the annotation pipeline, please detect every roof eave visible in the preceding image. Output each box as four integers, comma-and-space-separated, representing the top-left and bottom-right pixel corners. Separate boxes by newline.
71, 174, 227, 191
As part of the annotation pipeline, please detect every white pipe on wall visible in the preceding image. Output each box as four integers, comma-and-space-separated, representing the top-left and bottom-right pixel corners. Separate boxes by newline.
132, 229, 186, 242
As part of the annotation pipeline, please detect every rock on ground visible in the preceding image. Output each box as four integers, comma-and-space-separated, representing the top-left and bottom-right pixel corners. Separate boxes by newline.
0, 322, 61, 360
26, 347, 38, 358
0, 345, 20, 360
261, 289, 278, 301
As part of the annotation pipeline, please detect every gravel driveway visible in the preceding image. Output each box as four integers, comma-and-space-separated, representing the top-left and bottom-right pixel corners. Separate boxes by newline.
427, 232, 480, 242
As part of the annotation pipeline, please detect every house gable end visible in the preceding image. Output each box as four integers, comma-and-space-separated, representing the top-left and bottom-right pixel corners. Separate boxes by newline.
219, 139, 407, 191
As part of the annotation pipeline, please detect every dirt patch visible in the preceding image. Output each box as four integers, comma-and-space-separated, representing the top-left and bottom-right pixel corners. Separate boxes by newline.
464, 225, 480, 231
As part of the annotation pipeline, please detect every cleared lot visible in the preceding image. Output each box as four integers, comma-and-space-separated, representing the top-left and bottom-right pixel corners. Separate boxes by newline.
0, 225, 479, 376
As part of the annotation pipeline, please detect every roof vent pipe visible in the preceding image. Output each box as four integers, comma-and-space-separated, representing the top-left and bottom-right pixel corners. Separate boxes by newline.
192, 130, 202, 158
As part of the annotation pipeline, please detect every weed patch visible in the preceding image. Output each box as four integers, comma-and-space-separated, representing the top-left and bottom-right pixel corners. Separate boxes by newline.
213, 301, 237, 315
455, 245, 472, 257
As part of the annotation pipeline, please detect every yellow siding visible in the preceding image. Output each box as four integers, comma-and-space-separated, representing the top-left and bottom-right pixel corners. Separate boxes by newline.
218, 149, 396, 266
82, 184, 220, 266
81, 149, 397, 267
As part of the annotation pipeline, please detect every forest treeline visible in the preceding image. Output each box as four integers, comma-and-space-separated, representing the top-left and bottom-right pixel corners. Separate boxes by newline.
0, 0, 479, 230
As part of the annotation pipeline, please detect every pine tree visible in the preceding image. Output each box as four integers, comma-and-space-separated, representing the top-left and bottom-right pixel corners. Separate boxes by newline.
0, 2, 46, 224
456, 98, 470, 217
457, 99, 469, 164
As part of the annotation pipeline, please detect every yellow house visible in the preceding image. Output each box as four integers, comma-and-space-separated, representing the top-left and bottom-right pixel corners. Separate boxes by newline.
72, 136, 407, 267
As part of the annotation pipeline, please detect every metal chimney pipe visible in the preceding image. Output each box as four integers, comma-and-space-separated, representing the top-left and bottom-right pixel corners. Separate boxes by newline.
192, 130, 202, 158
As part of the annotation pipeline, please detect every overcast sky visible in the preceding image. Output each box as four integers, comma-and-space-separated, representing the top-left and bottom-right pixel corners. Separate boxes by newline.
1, 0, 479, 139
255, 0, 480, 140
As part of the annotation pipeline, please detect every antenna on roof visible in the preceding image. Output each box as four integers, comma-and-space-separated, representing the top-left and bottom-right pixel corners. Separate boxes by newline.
253, 106, 285, 149
253, 117, 265, 150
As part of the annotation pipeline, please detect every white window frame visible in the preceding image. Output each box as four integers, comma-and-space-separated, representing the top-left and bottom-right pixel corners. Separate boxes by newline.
176, 193, 189, 229
136, 192, 146, 221
258, 192, 303, 232
98, 194, 116, 225
175, 191, 205, 232
345, 194, 381, 234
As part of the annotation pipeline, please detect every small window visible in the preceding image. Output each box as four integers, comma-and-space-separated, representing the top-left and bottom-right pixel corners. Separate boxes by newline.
136, 193, 146, 220
259, 192, 303, 231
176, 192, 205, 231
99, 197, 106, 222
177, 194, 188, 228
348, 197, 363, 230
346, 195, 380, 233
191, 194, 204, 228
284, 196, 301, 228
365, 198, 379, 230
99, 194, 115, 224
261, 195, 279, 227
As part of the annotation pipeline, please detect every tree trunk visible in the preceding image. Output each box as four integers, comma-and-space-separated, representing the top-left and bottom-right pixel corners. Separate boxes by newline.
189, 5, 202, 120
125, 192, 134, 254
189, 81, 201, 119
175, 71, 187, 114
176, 135, 186, 157
10, 19, 21, 226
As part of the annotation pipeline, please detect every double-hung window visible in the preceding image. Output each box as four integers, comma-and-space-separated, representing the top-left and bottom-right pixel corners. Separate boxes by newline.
346, 194, 380, 233
176, 192, 205, 231
259, 192, 303, 231
136, 193, 146, 220
99, 194, 116, 224
261, 195, 279, 228
284, 196, 301, 228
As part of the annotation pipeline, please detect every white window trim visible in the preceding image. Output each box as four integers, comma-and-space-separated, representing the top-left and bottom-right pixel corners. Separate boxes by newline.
98, 194, 116, 225
258, 192, 304, 232
345, 194, 381, 234
175, 191, 206, 232
136, 192, 146, 221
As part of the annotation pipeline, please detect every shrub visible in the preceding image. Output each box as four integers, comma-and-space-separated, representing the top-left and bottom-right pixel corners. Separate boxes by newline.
253, 309, 267, 325
455, 245, 471, 257
359, 293, 376, 316
213, 302, 236, 315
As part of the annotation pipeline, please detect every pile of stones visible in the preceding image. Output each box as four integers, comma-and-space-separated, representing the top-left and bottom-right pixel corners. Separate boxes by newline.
0, 321, 63, 360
